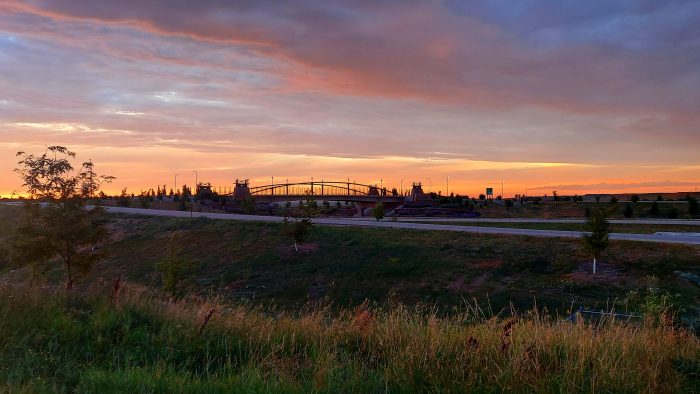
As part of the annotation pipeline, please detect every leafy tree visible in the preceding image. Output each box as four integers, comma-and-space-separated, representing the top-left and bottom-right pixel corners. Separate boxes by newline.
373, 202, 385, 221
13, 146, 114, 289
582, 208, 610, 275
552, 190, 558, 201
623, 203, 634, 218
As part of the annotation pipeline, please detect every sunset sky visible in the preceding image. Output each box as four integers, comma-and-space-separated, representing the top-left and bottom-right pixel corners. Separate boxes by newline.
1, 0, 699, 197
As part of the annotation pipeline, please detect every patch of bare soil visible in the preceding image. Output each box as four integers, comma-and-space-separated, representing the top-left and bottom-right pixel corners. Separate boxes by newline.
567, 260, 624, 284
474, 259, 502, 269
106, 222, 130, 242
447, 272, 492, 293
278, 242, 319, 257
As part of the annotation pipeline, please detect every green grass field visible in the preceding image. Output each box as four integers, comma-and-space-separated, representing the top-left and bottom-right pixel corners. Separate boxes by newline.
2, 205, 700, 319
1, 284, 698, 393
2, 204, 700, 392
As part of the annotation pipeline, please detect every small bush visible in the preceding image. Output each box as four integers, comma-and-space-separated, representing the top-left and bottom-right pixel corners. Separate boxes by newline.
623, 204, 634, 218
667, 208, 679, 219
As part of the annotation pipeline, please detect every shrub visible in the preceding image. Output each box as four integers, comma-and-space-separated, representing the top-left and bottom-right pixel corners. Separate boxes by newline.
155, 234, 190, 297
623, 203, 634, 218
650, 201, 660, 216
667, 208, 679, 219
373, 203, 385, 221
283, 216, 313, 251
138, 193, 151, 209
117, 188, 131, 207
688, 196, 699, 216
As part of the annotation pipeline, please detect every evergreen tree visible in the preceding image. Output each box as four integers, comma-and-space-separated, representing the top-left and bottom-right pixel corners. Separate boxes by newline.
582, 208, 610, 275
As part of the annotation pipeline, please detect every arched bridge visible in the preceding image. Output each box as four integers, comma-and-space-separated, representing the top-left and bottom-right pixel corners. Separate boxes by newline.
229, 179, 406, 204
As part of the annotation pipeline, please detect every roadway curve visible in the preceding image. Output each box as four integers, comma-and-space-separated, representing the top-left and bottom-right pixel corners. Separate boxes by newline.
101, 206, 700, 246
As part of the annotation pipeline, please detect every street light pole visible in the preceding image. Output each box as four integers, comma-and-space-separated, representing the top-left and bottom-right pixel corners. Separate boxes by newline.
193, 170, 198, 195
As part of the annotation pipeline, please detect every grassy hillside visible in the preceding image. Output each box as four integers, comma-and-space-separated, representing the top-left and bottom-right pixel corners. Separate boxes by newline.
1, 283, 698, 393
2, 206, 700, 320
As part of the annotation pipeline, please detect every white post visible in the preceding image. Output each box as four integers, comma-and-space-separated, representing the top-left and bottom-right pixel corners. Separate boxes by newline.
593, 257, 597, 274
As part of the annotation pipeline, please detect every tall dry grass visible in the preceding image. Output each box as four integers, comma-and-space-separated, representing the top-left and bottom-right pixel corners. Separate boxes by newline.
1, 281, 698, 392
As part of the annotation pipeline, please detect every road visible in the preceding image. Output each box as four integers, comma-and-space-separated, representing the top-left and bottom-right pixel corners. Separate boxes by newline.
100, 206, 700, 246
358, 217, 700, 225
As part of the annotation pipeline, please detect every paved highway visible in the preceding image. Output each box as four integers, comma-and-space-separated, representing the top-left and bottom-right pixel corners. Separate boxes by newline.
357, 217, 700, 225
100, 206, 700, 246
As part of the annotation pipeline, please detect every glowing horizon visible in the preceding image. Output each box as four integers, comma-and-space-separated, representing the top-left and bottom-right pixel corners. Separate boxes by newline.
1, 1, 699, 198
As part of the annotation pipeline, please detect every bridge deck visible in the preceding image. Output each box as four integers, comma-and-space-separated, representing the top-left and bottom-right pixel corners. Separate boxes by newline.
252, 194, 406, 203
